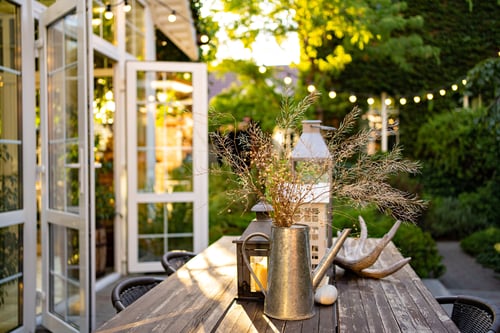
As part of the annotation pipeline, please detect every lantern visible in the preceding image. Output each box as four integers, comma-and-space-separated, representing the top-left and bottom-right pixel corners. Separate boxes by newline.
233, 201, 272, 300
291, 120, 333, 269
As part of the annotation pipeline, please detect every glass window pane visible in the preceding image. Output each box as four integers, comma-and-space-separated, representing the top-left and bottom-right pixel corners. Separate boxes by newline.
0, 143, 20, 212
137, 202, 193, 262
136, 71, 194, 193
0, 2, 20, 70
92, 0, 115, 43
47, 12, 80, 214
0, 224, 23, 332
64, 16, 78, 65
125, 0, 145, 59
49, 224, 80, 329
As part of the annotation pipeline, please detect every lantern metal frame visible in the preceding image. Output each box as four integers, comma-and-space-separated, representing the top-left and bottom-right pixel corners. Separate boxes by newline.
233, 201, 272, 300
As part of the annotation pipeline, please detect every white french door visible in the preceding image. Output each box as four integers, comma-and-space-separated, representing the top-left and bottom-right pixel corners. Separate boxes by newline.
126, 61, 208, 273
0, 1, 36, 332
39, 1, 94, 332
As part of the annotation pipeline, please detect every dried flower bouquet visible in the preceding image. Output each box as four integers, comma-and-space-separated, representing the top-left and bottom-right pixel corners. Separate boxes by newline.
210, 92, 426, 228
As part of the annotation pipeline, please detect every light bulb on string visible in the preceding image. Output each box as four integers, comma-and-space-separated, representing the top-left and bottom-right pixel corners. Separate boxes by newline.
307, 85, 316, 93
367, 97, 374, 105
123, 0, 131, 12
328, 90, 336, 99
384, 98, 392, 106
104, 4, 114, 19
451, 84, 458, 91
399, 98, 407, 105
168, 10, 177, 22
349, 95, 357, 103
413, 96, 421, 103
439, 89, 446, 96
426, 93, 434, 100
462, 79, 467, 86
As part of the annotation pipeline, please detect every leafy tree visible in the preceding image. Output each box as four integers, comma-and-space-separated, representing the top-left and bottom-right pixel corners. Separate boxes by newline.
210, 0, 438, 125
209, 60, 288, 132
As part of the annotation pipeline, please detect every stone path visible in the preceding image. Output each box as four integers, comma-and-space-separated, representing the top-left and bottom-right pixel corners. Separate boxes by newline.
424, 241, 500, 310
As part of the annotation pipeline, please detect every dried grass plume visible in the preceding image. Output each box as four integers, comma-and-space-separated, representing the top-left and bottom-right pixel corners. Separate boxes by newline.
210, 92, 426, 227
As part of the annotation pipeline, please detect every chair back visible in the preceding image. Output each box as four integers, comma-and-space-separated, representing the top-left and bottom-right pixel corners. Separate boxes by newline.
161, 251, 196, 275
436, 295, 500, 333
111, 276, 164, 312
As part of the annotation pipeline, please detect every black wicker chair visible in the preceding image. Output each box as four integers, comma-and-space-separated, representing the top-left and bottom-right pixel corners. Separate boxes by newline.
436, 295, 500, 333
161, 251, 196, 275
111, 276, 164, 313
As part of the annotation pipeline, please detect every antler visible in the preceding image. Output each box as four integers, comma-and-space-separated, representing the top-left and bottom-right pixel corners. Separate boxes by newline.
334, 216, 411, 279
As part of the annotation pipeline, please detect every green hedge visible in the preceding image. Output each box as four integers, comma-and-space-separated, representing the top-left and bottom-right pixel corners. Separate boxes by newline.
461, 227, 500, 273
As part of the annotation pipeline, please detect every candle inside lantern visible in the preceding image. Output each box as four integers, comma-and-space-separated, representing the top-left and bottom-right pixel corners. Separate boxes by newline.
250, 256, 268, 292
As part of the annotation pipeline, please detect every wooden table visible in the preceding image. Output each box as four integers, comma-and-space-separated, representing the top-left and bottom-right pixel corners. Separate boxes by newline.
96, 236, 459, 333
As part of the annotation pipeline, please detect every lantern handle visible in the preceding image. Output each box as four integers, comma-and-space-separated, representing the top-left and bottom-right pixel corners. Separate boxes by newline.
241, 232, 270, 297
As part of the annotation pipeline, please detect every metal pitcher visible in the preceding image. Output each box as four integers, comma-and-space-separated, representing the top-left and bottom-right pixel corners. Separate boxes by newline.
242, 224, 350, 320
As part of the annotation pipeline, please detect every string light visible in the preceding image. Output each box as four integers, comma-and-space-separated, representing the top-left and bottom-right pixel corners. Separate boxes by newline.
168, 10, 177, 22
104, 4, 113, 19
149, 0, 191, 24
300, 75, 469, 106
104, 0, 131, 20
123, 0, 131, 12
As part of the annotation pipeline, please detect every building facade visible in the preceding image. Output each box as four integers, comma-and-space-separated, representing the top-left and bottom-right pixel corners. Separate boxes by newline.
0, 0, 208, 332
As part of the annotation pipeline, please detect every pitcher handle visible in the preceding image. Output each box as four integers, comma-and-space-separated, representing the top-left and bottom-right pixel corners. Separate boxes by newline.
241, 232, 270, 297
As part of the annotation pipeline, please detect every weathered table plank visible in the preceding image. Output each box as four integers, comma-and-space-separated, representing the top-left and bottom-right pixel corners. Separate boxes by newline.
336, 240, 459, 333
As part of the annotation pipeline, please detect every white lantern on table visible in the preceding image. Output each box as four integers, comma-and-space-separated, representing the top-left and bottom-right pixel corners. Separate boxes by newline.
291, 120, 333, 269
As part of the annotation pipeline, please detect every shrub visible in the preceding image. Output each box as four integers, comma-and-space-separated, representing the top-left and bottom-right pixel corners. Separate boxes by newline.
333, 205, 445, 278
208, 168, 254, 243
422, 178, 500, 239
461, 227, 500, 273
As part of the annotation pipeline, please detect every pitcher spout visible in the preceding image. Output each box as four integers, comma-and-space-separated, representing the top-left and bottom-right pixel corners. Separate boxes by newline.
312, 228, 351, 290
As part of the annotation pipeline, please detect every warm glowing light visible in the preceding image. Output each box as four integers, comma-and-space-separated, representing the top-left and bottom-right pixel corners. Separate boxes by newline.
328, 91, 336, 99
283, 76, 292, 85
123, 0, 131, 12
367, 97, 374, 105
104, 5, 114, 19
451, 84, 458, 91
157, 92, 167, 103
349, 95, 357, 103
439, 89, 446, 96
426, 93, 434, 100
307, 85, 316, 93
413, 96, 421, 103
200, 34, 209, 44
105, 90, 113, 100
168, 11, 177, 22
399, 98, 407, 105
384, 98, 392, 106
258, 66, 267, 74
462, 79, 467, 85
